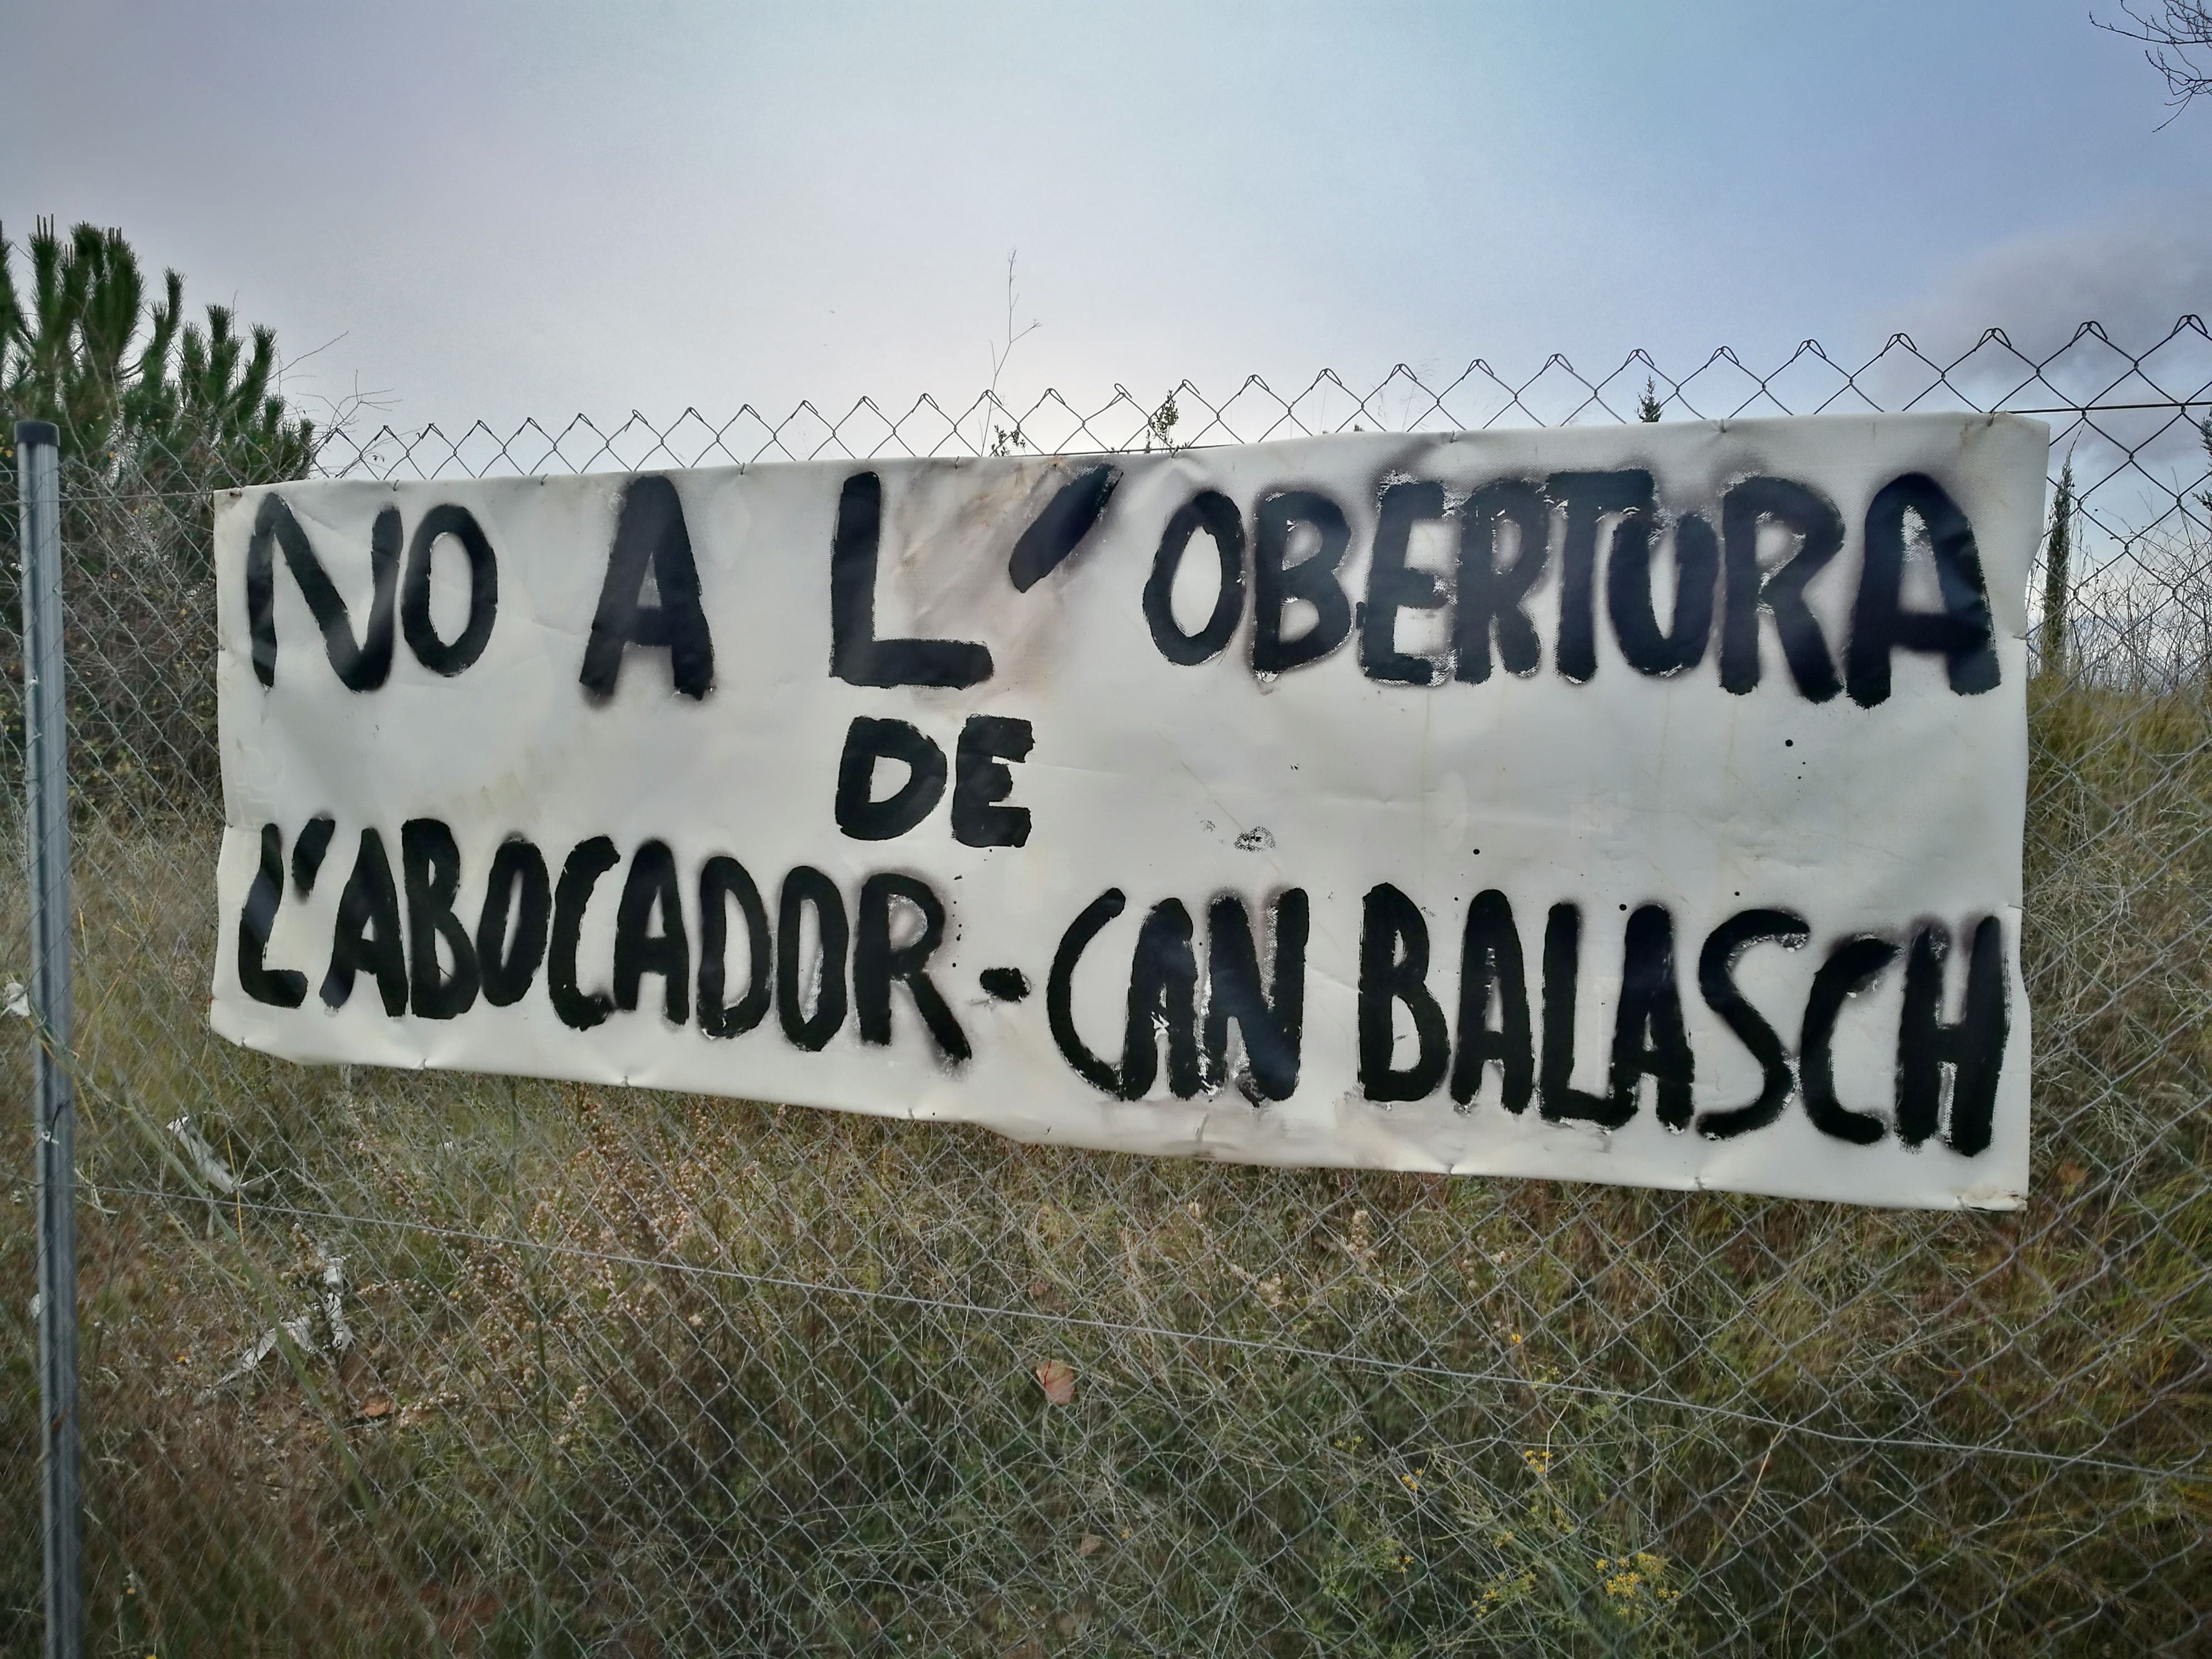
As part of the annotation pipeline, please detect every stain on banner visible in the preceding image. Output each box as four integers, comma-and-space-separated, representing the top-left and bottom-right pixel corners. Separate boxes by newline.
211, 415, 2045, 1209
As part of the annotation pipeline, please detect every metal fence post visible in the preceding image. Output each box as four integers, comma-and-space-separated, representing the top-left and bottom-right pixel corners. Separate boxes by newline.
16, 419, 81, 1659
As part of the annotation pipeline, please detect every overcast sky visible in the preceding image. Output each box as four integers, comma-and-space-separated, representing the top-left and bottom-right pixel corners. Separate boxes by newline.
4, 0, 2208, 438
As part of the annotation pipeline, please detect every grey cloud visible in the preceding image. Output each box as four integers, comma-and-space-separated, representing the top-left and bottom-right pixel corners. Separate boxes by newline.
1906, 194, 2212, 359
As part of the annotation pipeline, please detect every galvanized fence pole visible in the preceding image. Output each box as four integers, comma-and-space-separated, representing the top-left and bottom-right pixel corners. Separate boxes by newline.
16, 419, 81, 1659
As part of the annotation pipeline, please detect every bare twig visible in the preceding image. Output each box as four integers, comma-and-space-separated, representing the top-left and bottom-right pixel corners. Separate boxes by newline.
2094, 2, 2212, 116
982, 249, 1040, 456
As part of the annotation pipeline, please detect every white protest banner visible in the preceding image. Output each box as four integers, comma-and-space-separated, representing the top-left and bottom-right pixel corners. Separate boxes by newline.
211, 414, 2045, 1209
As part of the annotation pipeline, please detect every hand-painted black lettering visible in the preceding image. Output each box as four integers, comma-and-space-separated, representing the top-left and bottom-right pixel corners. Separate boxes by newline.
1546, 471, 1652, 684
477, 838, 551, 1008
1008, 465, 1121, 591
1145, 490, 1245, 666
613, 840, 690, 1025
1359, 481, 1450, 686
1694, 908, 1810, 1139
1896, 916, 2009, 1155
245, 499, 280, 686
855, 872, 969, 1063
1612, 904, 1694, 1129
1120, 899, 1202, 1099
1849, 474, 2001, 708
777, 866, 849, 1051
246, 493, 398, 690
400, 504, 498, 676
238, 822, 307, 1007
1611, 511, 1718, 677
322, 828, 406, 1015
835, 717, 948, 841
1358, 882, 1448, 1102
952, 715, 1035, 848
1720, 477, 1844, 701
1450, 888, 1532, 1112
831, 471, 992, 688
1204, 889, 1309, 1103
291, 814, 336, 896
1049, 889, 1127, 1094
1251, 489, 1354, 674
697, 855, 772, 1038
402, 818, 480, 1020
1539, 903, 1626, 1126
1454, 479, 1548, 683
549, 836, 621, 1030
1800, 935, 1898, 1144
979, 967, 1030, 1002
580, 476, 715, 702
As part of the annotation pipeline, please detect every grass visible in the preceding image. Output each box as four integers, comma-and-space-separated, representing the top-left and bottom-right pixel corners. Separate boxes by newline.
1, 673, 2206, 1657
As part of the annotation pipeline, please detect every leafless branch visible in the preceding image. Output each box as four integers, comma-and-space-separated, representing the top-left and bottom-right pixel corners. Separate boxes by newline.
982, 249, 1040, 455
2094, 1, 2212, 114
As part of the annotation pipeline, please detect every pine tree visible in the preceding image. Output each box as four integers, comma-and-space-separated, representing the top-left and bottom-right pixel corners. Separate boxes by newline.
0, 221, 319, 810
1, 217, 313, 484
1637, 377, 1663, 423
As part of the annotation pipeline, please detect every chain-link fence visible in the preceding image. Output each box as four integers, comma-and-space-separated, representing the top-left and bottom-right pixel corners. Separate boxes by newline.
4, 322, 2208, 1656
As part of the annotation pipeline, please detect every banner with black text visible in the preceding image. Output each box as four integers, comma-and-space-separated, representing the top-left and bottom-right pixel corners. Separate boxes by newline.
212, 414, 2044, 1208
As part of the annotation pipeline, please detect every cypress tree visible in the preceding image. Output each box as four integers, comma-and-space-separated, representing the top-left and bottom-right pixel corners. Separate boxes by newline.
2039, 459, 2073, 678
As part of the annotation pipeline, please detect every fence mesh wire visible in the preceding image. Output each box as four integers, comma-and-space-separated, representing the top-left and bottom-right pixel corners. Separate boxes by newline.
4, 323, 2209, 1656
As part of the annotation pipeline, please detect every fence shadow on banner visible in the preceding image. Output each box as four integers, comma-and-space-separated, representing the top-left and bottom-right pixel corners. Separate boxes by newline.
2, 322, 2208, 1656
